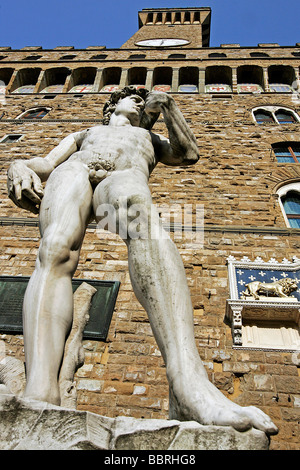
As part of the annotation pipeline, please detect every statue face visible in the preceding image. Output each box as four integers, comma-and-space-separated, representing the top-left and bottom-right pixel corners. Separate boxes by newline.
114, 94, 145, 126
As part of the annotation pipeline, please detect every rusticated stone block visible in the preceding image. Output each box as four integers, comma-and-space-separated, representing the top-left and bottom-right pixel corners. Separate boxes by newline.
0, 395, 269, 450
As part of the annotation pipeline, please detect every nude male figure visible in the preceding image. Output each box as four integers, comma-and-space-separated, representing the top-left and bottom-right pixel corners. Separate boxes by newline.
7, 87, 278, 435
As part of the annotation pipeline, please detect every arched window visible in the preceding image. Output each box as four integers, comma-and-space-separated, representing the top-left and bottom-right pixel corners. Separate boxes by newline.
275, 109, 297, 124
253, 109, 275, 124
282, 192, 300, 228
237, 65, 264, 93
178, 67, 198, 92
16, 107, 51, 119
152, 67, 172, 92
100, 67, 122, 93
268, 65, 295, 93
205, 66, 232, 93
11, 68, 41, 94
253, 106, 299, 125
68, 67, 97, 93
39, 68, 70, 94
128, 67, 147, 88
277, 183, 300, 228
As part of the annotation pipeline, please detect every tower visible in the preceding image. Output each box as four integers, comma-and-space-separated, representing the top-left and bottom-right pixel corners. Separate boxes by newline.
121, 7, 211, 49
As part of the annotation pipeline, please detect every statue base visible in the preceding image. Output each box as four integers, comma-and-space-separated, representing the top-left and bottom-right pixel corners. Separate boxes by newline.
0, 394, 270, 450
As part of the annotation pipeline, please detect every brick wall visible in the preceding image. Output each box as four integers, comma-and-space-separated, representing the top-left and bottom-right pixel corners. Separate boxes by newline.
0, 55, 300, 449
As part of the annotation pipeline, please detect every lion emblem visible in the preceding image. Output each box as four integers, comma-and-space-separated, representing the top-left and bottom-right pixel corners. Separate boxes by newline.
241, 277, 298, 300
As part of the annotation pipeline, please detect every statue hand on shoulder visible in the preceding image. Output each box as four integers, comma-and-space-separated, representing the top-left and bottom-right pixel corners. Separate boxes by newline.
144, 91, 173, 115
7, 160, 44, 214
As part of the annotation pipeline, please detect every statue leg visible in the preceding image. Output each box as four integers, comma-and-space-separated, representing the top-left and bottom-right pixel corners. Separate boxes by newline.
94, 171, 278, 435
23, 161, 93, 405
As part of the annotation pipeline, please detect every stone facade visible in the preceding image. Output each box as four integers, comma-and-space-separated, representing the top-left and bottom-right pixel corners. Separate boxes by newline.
0, 7, 299, 450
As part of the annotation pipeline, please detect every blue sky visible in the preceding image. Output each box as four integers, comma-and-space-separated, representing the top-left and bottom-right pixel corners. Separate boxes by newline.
0, 0, 299, 49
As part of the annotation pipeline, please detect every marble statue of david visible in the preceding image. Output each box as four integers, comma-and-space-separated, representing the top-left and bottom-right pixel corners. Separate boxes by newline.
7, 86, 277, 435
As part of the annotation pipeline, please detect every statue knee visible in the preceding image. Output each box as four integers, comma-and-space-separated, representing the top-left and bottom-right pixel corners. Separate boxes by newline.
38, 229, 75, 268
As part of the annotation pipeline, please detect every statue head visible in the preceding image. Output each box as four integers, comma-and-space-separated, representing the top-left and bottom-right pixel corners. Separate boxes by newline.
103, 86, 160, 130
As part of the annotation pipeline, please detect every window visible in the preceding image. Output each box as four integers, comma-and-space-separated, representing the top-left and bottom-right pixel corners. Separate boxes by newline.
272, 143, 300, 163
275, 110, 297, 124
193, 11, 200, 23
90, 54, 107, 60
155, 12, 163, 24
168, 54, 186, 59
129, 54, 146, 60
208, 53, 227, 58
174, 12, 181, 23
100, 67, 122, 93
146, 12, 154, 24
277, 182, 300, 228
237, 65, 264, 93
152, 67, 172, 92
16, 107, 50, 119
184, 11, 191, 23
253, 106, 299, 125
59, 55, 76, 60
0, 134, 23, 143
22, 55, 42, 61
178, 67, 199, 93
165, 12, 172, 24
11, 68, 41, 94
205, 66, 232, 93
268, 65, 295, 93
68, 67, 97, 93
128, 67, 147, 88
39, 67, 70, 93
250, 52, 269, 58
0, 68, 13, 88
282, 192, 300, 228
254, 109, 274, 124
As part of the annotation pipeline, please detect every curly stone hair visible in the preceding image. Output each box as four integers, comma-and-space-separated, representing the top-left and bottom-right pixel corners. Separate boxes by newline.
102, 85, 159, 130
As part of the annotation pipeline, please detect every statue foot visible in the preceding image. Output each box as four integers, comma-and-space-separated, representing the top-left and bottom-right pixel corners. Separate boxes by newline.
168, 368, 278, 436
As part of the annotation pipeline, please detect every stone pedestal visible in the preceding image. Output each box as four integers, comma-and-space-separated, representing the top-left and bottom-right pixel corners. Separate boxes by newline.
0, 394, 269, 450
